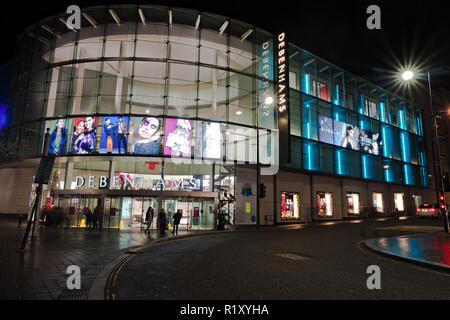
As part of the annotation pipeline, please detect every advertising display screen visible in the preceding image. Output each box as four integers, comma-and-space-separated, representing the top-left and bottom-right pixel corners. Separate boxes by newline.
99, 116, 130, 154
70, 116, 97, 154
194, 121, 221, 159
47, 118, 70, 155
164, 118, 193, 157
128, 117, 161, 155
318, 115, 381, 155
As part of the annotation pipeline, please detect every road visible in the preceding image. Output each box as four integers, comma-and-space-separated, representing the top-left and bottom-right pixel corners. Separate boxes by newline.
111, 218, 450, 300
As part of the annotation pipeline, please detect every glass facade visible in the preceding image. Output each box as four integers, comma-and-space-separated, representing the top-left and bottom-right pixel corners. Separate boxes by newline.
6, 5, 275, 168
5, 3, 430, 214
287, 44, 428, 188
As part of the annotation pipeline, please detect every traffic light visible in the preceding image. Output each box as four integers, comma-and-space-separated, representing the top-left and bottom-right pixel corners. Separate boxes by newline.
259, 183, 266, 199
439, 195, 446, 210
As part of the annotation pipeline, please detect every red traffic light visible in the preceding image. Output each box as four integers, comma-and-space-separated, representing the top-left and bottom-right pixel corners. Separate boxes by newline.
440, 196, 445, 201
441, 204, 446, 210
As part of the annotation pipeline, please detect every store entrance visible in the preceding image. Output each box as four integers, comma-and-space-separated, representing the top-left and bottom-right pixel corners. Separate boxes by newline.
56, 192, 216, 230
161, 197, 215, 231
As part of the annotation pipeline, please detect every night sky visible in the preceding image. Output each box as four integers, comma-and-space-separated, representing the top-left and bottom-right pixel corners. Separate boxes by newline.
1, 0, 449, 102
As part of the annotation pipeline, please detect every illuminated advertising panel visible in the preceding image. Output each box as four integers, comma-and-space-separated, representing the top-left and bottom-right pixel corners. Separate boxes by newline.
164, 118, 193, 157
47, 118, 70, 155
194, 121, 221, 159
318, 115, 381, 155
69, 116, 97, 154
99, 116, 130, 154
129, 117, 161, 155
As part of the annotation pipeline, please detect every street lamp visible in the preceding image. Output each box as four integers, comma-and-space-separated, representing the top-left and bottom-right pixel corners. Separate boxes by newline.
401, 69, 449, 233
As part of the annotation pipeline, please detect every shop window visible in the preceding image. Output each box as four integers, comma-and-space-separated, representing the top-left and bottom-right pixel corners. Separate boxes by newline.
346, 192, 360, 215
312, 80, 328, 101
317, 192, 333, 217
394, 193, 405, 212
281, 192, 301, 220
372, 192, 384, 213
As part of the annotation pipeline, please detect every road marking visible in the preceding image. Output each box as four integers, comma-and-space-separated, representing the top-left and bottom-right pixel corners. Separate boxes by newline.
275, 253, 311, 261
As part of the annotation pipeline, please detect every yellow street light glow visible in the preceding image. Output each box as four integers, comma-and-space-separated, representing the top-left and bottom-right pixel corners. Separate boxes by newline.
401, 70, 414, 81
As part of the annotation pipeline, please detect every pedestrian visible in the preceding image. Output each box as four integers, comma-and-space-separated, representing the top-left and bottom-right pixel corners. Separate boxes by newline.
85, 208, 92, 230
145, 206, 154, 233
92, 203, 101, 230
158, 209, 166, 235
172, 210, 182, 234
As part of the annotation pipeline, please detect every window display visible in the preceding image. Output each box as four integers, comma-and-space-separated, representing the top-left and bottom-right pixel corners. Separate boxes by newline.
129, 117, 161, 155
281, 192, 300, 220
394, 193, 405, 212
373, 192, 384, 213
317, 192, 333, 217
346, 193, 360, 215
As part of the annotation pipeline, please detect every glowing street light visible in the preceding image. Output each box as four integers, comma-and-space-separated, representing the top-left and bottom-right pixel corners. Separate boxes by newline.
401, 70, 414, 81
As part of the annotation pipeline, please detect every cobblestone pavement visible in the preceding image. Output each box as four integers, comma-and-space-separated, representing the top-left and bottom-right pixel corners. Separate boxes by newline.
0, 219, 208, 300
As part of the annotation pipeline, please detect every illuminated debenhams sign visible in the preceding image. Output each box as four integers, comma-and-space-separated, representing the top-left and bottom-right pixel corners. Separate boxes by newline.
276, 32, 290, 164
277, 32, 287, 113
74, 175, 197, 190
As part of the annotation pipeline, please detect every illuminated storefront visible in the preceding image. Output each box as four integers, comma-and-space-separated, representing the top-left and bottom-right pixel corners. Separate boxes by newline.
281, 192, 300, 220
0, 4, 434, 226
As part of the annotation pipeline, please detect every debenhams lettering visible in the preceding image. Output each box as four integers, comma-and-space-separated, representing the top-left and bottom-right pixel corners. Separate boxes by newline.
277, 32, 287, 113
75, 176, 197, 190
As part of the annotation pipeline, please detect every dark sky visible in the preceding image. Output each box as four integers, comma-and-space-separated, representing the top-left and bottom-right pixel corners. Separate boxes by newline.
1, 0, 449, 100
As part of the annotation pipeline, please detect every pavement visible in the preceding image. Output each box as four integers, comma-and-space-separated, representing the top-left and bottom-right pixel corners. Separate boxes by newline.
0, 216, 448, 300
364, 230, 450, 272
0, 218, 218, 300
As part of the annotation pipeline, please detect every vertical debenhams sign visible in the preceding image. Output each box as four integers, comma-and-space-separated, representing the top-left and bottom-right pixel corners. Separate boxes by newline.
276, 32, 290, 164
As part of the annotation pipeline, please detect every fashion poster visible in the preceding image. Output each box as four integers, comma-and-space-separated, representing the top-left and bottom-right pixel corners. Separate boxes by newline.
164, 118, 193, 157
128, 117, 161, 155
47, 118, 70, 155
99, 116, 130, 154
333, 120, 360, 151
69, 116, 97, 154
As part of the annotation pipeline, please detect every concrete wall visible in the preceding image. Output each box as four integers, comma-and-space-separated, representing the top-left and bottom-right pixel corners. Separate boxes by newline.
256, 168, 435, 225
0, 167, 35, 215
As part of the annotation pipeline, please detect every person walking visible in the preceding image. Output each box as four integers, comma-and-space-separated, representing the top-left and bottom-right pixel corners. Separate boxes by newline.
172, 210, 182, 234
92, 203, 101, 230
158, 209, 166, 235
145, 206, 154, 233
85, 208, 92, 230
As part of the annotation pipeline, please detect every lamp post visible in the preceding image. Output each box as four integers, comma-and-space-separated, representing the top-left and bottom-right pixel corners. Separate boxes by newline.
401, 70, 449, 233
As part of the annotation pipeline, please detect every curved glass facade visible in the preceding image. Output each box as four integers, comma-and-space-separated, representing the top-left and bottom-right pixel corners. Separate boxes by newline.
5, 4, 428, 190
7, 5, 275, 165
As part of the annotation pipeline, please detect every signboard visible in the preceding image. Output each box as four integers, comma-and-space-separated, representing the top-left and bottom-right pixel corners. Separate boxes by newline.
276, 32, 290, 164
246, 202, 251, 214
34, 155, 56, 184
318, 115, 381, 155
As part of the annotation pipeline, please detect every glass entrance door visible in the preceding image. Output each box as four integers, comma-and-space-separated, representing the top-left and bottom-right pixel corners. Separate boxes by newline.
161, 197, 215, 231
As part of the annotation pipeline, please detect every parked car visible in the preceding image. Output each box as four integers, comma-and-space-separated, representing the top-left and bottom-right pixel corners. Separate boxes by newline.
416, 203, 441, 218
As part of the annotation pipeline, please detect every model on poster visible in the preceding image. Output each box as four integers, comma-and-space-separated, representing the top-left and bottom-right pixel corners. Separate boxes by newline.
164, 118, 192, 157
129, 117, 161, 155
69, 117, 97, 154
99, 116, 130, 154
48, 118, 68, 155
